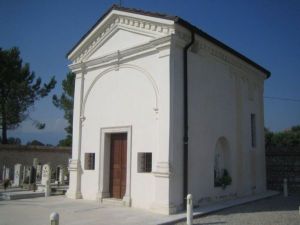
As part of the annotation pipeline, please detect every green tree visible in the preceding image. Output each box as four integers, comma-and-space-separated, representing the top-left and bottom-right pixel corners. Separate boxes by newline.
26, 139, 45, 146
0, 136, 21, 145
265, 125, 300, 151
52, 72, 75, 146
0, 47, 56, 144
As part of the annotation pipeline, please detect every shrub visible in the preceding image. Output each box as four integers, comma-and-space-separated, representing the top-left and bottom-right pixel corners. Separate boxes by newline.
215, 169, 232, 189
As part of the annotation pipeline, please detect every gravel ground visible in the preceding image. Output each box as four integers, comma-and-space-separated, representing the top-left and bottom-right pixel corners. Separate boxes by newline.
175, 194, 300, 225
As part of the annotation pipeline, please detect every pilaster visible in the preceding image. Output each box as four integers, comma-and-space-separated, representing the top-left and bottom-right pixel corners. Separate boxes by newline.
66, 64, 86, 199
66, 159, 82, 199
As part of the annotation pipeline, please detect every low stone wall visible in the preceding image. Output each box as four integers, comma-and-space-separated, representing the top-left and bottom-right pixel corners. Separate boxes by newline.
266, 148, 300, 193
0, 145, 71, 180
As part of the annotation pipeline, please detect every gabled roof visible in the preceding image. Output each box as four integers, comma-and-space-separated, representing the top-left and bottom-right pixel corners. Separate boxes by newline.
67, 4, 270, 78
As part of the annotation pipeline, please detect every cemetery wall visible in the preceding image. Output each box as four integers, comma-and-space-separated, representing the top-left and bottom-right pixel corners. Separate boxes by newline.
0, 145, 71, 180
266, 148, 300, 193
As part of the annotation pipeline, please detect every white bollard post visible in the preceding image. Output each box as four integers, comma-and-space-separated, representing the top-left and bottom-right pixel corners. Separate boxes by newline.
187, 194, 193, 225
50, 212, 59, 225
283, 178, 288, 197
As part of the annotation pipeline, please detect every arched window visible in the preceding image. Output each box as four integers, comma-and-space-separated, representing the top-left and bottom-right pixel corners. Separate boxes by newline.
214, 137, 232, 188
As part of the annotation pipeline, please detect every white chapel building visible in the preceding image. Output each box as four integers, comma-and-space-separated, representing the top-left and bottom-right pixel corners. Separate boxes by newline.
66, 5, 270, 214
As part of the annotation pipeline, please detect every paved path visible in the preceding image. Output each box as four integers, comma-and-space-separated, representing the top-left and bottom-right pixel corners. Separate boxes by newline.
1, 192, 298, 225
0, 196, 168, 225
175, 194, 300, 225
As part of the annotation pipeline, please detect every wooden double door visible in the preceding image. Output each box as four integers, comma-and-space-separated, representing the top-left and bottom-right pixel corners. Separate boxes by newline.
109, 133, 127, 199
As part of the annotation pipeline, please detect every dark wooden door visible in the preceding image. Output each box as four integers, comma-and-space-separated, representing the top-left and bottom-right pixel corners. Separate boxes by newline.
110, 133, 127, 199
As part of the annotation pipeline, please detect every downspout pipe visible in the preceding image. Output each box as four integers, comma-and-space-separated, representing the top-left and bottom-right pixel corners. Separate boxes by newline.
183, 31, 194, 209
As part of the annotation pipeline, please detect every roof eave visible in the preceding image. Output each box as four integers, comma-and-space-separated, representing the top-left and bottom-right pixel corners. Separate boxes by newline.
175, 18, 271, 78
66, 5, 117, 59
66, 4, 178, 59
66, 5, 271, 79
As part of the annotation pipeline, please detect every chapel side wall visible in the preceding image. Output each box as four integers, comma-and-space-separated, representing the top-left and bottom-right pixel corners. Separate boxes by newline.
186, 37, 267, 205
187, 50, 238, 203
0, 145, 71, 180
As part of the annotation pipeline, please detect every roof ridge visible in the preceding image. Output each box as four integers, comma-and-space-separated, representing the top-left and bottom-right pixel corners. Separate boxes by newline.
67, 4, 270, 77
111, 4, 179, 21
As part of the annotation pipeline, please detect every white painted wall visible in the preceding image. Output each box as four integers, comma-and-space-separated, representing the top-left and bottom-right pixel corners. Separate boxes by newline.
170, 34, 267, 209
68, 9, 268, 215
67, 9, 176, 213
169, 42, 184, 210
81, 64, 158, 202
74, 53, 172, 211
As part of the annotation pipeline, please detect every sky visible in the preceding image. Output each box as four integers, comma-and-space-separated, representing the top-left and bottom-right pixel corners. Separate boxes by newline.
0, 0, 299, 145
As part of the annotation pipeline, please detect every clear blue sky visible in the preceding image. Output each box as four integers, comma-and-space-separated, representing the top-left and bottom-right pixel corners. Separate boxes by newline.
1, 0, 299, 145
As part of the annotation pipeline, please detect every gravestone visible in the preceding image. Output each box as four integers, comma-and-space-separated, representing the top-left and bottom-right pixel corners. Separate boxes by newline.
33, 158, 39, 168
36, 164, 42, 183
55, 167, 59, 184
5, 168, 10, 180
58, 166, 66, 185
31, 158, 38, 184
45, 180, 51, 197
13, 164, 22, 187
41, 164, 51, 186
2, 165, 5, 181
22, 166, 27, 184
26, 166, 32, 184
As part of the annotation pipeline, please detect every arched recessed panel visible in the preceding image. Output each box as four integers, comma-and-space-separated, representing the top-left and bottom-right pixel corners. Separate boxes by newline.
214, 137, 231, 187
82, 64, 159, 116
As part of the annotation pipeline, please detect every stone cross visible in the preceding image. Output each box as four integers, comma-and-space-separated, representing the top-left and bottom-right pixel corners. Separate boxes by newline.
41, 164, 51, 186
13, 164, 23, 187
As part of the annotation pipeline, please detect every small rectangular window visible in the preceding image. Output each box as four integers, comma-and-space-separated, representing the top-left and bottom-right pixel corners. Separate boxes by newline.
251, 114, 256, 148
84, 153, 95, 170
137, 152, 152, 173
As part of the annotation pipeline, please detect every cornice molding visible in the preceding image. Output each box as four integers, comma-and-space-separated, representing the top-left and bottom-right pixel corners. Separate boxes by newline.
230, 66, 264, 102
69, 35, 172, 72
69, 14, 175, 63
194, 36, 267, 79
152, 162, 172, 178
172, 30, 267, 80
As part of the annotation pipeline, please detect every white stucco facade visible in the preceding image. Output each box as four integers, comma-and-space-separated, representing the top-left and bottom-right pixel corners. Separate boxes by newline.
66, 6, 269, 215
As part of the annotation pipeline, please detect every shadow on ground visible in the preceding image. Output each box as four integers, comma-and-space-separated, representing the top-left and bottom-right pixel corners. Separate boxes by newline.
210, 193, 300, 216
193, 222, 226, 225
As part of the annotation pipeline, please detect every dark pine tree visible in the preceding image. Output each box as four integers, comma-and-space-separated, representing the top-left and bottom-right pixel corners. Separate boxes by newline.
0, 47, 56, 144
52, 72, 75, 146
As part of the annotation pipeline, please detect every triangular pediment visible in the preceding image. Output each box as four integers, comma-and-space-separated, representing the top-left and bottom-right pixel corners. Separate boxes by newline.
86, 27, 153, 61
68, 10, 175, 63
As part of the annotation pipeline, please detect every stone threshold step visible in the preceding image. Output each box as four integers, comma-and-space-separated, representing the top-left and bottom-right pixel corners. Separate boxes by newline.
101, 198, 125, 206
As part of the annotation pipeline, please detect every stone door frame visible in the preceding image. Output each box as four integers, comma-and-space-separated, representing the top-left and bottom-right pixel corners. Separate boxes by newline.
97, 126, 132, 206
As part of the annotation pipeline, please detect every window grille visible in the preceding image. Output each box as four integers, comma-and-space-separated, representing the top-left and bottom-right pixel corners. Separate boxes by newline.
251, 113, 256, 148
84, 153, 95, 170
137, 152, 152, 173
